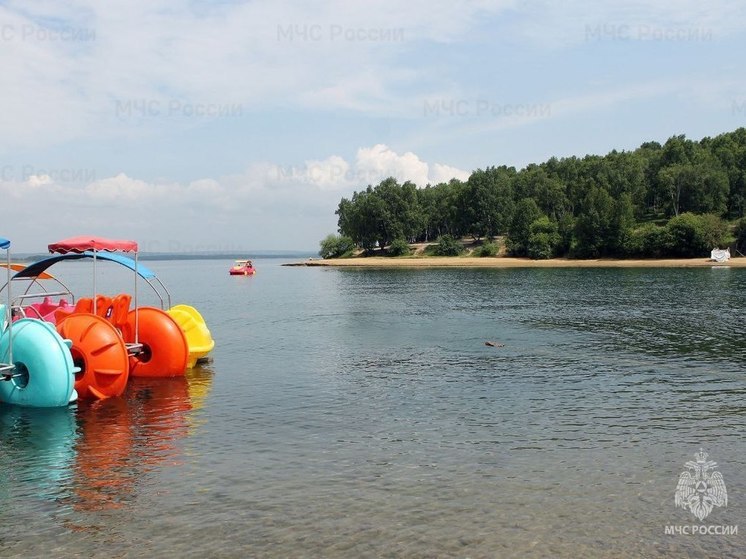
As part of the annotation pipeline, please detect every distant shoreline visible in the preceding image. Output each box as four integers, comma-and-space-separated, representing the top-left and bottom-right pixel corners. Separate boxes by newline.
284, 256, 746, 268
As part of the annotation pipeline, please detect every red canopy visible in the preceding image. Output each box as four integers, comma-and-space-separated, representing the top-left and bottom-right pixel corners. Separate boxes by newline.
48, 236, 138, 254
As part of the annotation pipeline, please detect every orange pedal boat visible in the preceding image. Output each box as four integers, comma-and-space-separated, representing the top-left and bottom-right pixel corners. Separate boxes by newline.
7, 236, 215, 399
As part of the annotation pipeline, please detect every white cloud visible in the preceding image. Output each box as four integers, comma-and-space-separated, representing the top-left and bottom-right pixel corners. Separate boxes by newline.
26, 175, 54, 188
506, 0, 746, 47
301, 156, 351, 191
260, 145, 470, 195
86, 173, 153, 202
430, 163, 471, 184
0, 0, 519, 150
0, 145, 469, 252
356, 144, 430, 184
1, 0, 742, 155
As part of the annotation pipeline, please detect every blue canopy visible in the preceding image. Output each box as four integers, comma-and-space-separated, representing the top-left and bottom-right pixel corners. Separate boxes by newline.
12, 252, 156, 280
0, 238, 9, 250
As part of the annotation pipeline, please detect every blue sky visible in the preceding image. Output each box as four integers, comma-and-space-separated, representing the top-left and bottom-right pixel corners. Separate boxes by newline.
1, 0, 745, 252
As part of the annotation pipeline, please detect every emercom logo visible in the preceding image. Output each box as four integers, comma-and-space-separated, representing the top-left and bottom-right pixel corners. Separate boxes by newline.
675, 449, 727, 521
664, 449, 738, 537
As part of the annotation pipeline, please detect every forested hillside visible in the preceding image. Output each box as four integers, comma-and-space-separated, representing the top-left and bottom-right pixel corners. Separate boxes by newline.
323, 128, 746, 259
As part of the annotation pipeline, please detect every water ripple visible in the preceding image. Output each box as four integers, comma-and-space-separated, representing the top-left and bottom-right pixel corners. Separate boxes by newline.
1, 262, 745, 558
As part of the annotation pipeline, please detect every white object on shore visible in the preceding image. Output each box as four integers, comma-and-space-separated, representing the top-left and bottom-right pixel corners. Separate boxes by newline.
710, 248, 730, 262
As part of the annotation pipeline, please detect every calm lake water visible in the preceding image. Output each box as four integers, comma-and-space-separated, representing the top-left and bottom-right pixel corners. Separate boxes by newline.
1, 259, 744, 558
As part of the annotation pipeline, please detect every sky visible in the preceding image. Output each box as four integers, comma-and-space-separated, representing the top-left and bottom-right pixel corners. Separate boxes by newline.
1, 0, 746, 253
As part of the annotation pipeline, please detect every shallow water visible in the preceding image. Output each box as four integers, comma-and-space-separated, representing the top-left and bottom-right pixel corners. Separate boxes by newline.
1, 260, 744, 558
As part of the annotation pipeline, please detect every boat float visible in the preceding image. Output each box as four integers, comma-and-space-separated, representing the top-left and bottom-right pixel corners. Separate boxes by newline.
1, 236, 78, 407
0, 236, 215, 408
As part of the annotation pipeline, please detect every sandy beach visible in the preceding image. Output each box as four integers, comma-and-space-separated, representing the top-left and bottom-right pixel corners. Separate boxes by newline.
286, 256, 746, 268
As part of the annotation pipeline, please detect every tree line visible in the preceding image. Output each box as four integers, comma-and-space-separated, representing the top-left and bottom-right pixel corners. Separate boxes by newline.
321, 128, 746, 259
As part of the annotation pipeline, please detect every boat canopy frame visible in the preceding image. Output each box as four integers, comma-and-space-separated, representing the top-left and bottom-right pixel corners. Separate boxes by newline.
0, 237, 14, 376
0, 261, 76, 305
2, 252, 173, 310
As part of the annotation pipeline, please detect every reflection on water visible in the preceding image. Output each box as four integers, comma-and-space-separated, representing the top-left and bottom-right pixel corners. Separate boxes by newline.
65, 372, 198, 514
0, 364, 214, 547
0, 405, 78, 504
70, 397, 135, 513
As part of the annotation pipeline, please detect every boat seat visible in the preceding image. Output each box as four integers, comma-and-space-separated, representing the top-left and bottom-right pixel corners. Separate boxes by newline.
94, 295, 113, 318
55, 296, 95, 322
26, 297, 72, 324
23, 305, 46, 319
107, 293, 131, 330
53, 294, 131, 332
74, 298, 94, 314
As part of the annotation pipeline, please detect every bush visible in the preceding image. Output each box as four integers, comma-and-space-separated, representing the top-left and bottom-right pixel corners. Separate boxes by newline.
735, 218, 746, 255
473, 240, 498, 257
697, 213, 731, 250
665, 213, 729, 257
625, 223, 670, 258
319, 234, 356, 259
527, 217, 560, 259
666, 213, 704, 257
387, 238, 412, 256
527, 232, 554, 259
432, 235, 465, 256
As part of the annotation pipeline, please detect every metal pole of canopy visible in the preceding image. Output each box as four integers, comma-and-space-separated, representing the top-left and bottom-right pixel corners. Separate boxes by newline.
93, 248, 97, 315
5, 243, 11, 366
135, 250, 139, 345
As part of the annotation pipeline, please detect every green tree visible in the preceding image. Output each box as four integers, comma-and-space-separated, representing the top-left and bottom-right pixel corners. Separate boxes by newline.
417, 185, 440, 241
555, 213, 575, 256
506, 198, 542, 256
665, 213, 728, 257
432, 235, 464, 256
522, 166, 567, 219
712, 128, 746, 217
434, 179, 468, 239
318, 234, 356, 259
734, 217, 746, 255
527, 217, 560, 259
697, 214, 731, 251
657, 164, 729, 217
608, 193, 635, 255
373, 178, 423, 246
340, 187, 388, 253
574, 187, 614, 258
387, 238, 412, 256
336, 179, 423, 252
461, 166, 515, 239
625, 223, 670, 258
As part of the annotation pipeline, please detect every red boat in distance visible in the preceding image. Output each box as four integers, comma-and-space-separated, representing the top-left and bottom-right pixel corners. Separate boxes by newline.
229, 260, 256, 275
